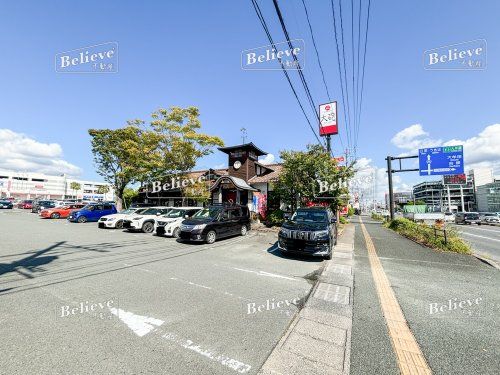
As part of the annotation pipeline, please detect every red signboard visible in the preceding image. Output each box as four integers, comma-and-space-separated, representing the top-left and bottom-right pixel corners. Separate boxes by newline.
333, 156, 345, 163
319, 102, 338, 136
443, 174, 466, 185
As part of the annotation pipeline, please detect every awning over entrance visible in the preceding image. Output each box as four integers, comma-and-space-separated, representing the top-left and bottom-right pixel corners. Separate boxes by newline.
209, 176, 258, 192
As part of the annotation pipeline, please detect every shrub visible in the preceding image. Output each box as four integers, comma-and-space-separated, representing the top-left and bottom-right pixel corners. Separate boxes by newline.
339, 216, 348, 224
266, 209, 285, 227
385, 218, 471, 254
347, 207, 355, 217
371, 212, 384, 221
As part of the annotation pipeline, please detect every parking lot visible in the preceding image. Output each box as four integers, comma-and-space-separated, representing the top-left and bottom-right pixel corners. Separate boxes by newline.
0, 209, 323, 375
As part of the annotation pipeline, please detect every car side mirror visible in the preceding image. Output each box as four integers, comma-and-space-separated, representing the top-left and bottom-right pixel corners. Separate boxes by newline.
184, 214, 189, 219
331, 217, 337, 223
156, 212, 161, 216
284, 213, 291, 220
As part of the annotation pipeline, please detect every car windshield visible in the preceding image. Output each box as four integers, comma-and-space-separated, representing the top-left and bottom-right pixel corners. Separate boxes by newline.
291, 210, 329, 223
141, 208, 161, 215
466, 214, 479, 219
193, 207, 221, 219
162, 209, 185, 218
120, 208, 142, 215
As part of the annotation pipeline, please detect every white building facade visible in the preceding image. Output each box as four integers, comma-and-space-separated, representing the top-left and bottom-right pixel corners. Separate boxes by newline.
0, 170, 114, 201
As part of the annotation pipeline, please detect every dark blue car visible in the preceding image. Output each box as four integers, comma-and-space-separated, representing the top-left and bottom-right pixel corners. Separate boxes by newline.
67, 203, 117, 223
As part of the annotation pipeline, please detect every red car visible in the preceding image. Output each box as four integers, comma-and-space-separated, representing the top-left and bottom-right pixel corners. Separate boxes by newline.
40, 203, 86, 219
17, 200, 33, 209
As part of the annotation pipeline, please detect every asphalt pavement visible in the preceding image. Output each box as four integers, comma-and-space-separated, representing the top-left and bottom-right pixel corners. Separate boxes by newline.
449, 223, 500, 265
351, 216, 500, 375
0, 209, 324, 375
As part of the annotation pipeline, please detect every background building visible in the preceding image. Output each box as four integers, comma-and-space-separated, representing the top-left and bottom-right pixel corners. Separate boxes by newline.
385, 191, 413, 209
0, 170, 114, 201
476, 180, 500, 212
412, 178, 475, 212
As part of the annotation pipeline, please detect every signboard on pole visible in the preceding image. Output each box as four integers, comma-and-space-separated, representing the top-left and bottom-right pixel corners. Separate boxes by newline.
319, 102, 338, 136
443, 174, 467, 185
418, 145, 464, 176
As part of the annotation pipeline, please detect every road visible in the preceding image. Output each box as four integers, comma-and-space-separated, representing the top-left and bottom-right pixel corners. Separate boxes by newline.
0, 209, 323, 375
450, 223, 500, 265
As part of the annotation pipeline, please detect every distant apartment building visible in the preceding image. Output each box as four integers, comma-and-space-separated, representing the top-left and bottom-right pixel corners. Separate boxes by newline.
0, 170, 114, 201
469, 168, 494, 191
385, 191, 413, 209
476, 180, 500, 212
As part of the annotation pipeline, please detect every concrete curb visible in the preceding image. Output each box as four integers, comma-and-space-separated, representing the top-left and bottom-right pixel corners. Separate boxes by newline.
472, 254, 500, 270
258, 224, 355, 375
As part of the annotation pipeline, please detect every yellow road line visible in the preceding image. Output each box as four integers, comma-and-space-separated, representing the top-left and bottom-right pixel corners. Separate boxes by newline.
359, 217, 432, 375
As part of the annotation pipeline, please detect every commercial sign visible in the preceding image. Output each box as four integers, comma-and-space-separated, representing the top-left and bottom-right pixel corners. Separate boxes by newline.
443, 174, 467, 185
419, 146, 464, 176
319, 102, 338, 136
333, 156, 345, 163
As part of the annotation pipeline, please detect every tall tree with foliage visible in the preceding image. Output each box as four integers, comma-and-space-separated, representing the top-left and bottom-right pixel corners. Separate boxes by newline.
96, 185, 110, 195
69, 182, 81, 198
273, 144, 354, 212
89, 106, 223, 210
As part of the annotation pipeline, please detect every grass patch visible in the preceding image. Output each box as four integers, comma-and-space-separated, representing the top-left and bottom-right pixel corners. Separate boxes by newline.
371, 212, 385, 221
385, 218, 471, 254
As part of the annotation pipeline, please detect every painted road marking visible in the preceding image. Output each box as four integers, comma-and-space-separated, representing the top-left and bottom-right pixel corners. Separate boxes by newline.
360, 217, 432, 375
232, 267, 298, 281
110, 307, 164, 337
459, 232, 500, 242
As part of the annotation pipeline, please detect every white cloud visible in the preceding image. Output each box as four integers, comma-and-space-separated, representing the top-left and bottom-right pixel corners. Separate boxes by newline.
259, 153, 275, 165
0, 129, 82, 176
391, 124, 441, 151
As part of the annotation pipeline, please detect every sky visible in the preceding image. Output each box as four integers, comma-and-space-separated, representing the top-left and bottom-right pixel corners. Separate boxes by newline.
1, 0, 499, 201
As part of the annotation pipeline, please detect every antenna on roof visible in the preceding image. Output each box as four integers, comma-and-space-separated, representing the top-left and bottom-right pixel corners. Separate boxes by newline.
240, 127, 247, 144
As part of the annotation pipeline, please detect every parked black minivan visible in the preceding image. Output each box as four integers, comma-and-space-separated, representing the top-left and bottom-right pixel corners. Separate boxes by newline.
455, 212, 481, 225
178, 204, 251, 244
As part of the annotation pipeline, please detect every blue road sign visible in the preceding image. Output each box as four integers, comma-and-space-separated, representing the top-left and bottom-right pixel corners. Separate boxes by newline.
419, 146, 464, 176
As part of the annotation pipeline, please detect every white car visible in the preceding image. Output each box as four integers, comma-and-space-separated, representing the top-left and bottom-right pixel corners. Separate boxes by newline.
444, 212, 455, 222
122, 207, 172, 233
98, 207, 148, 229
155, 207, 202, 238
484, 216, 500, 224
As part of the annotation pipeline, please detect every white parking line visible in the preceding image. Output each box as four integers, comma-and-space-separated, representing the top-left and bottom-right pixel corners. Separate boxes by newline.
232, 267, 298, 281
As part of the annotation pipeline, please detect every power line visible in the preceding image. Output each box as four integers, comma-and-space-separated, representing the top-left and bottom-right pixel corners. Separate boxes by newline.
338, 0, 353, 151
355, 0, 371, 150
250, 0, 325, 147
301, 0, 331, 101
330, 0, 352, 153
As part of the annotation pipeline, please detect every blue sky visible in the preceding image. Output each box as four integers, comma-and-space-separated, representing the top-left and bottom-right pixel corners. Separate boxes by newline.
1, 0, 499, 198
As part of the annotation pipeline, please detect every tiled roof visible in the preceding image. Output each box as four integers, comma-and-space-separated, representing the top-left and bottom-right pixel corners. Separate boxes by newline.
248, 164, 283, 183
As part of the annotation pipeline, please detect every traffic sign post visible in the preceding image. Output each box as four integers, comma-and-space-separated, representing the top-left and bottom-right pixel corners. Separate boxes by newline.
418, 146, 464, 176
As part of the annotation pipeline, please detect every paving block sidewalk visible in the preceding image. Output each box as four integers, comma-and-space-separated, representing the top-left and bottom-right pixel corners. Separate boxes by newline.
259, 225, 355, 375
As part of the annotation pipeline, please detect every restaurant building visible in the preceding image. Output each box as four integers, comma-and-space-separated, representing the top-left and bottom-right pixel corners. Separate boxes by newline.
137, 143, 282, 217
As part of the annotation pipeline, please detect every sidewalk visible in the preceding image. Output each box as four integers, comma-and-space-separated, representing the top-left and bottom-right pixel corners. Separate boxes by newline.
259, 224, 355, 375
351, 216, 500, 375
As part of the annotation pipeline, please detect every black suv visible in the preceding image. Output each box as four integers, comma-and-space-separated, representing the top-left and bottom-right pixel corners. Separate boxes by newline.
278, 207, 337, 260
0, 200, 13, 209
31, 200, 56, 213
178, 205, 251, 244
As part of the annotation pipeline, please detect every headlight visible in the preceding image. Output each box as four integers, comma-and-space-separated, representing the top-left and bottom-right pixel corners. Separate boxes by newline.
280, 228, 291, 237
132, 216, 143, 220
193, 224, 206, 230
314, 230, 329, 240
107, 217, 116, 221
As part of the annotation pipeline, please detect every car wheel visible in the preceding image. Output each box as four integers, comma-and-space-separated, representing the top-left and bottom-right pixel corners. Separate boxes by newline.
115, 220, 123, 229
173, 227, 181, 238
51, 213, 60, 219
240, 225, 247, 236
206, 230, 216, 244
142, 222, 154, 233
77, 216, 87, 223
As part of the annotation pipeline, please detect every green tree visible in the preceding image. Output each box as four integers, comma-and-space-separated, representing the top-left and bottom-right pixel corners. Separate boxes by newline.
69, 182, 81, 198
96, 185, 110, 195
148, 106, 224, 179
89, 106, 224, 210
273, 144, 354, 212
88, 125, 160, 210
122, 188, 139, 208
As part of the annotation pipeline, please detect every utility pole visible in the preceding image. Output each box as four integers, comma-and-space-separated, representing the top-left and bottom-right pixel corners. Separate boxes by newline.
386, 157, 395, 219
326, 135, 331, 154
